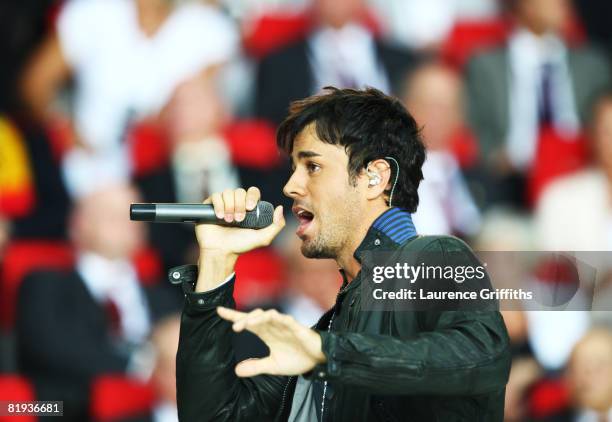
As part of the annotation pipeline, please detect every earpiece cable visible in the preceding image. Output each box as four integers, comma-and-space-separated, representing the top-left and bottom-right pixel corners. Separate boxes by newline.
384, 156, 400, 207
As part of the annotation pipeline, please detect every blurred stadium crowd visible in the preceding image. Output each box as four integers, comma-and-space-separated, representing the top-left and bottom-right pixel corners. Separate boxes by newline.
1, 0, 612, 421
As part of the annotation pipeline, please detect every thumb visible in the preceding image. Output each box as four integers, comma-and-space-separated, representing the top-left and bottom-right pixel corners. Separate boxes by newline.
259, 206, 285, 243
235, 357, 275, 377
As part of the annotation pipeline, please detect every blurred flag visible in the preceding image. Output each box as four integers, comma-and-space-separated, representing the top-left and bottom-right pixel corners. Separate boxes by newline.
0, 116, 35, 217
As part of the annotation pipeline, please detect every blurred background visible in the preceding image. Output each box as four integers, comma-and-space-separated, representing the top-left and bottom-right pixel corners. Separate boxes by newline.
1, 0, 612, 420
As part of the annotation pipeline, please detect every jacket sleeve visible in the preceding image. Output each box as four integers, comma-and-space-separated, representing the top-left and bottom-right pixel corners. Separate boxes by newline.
307, 237, 511, 396
176, 274, 289, 422
310, 310, 510, 396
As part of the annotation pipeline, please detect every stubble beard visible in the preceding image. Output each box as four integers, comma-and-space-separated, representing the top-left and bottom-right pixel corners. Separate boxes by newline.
300, 190, 360, 260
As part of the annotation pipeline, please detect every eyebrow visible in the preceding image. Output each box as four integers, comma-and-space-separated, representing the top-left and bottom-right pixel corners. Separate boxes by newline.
296, 150, 322, 160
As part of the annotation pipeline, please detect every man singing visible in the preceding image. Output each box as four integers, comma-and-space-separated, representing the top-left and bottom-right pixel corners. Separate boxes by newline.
174, 87, 511, 421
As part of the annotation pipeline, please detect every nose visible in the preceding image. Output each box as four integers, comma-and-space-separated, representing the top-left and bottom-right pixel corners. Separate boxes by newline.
283, 169, 306, 200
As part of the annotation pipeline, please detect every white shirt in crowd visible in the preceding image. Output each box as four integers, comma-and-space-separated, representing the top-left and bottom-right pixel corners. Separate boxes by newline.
309, 23, 390, 93
77, 251, 151, 344
536, 169, 612, 251
412, 150, 481, 236
58, 0, 239, 197
368, 0, 499, 49
506, 28, 580, 169
57, 0, 239, 152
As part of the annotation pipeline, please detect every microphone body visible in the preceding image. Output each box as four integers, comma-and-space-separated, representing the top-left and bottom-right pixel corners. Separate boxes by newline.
130, 201, 274, 229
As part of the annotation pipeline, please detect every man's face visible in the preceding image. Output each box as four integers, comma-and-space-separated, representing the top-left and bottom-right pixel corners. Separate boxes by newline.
314, 0, 364, 29
516, 0, 570, 35
73, 185, 145, 259
283, 124, 365, 259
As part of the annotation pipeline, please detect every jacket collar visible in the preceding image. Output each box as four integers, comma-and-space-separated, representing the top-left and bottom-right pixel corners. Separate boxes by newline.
336, 207, 418, 295
353, 207, 418, 263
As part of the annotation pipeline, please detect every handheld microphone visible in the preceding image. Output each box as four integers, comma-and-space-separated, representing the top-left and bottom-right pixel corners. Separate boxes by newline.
130, 201, 274, 229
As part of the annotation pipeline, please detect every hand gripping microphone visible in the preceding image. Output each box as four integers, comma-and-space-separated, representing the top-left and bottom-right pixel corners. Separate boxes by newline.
130, 201, 274, 229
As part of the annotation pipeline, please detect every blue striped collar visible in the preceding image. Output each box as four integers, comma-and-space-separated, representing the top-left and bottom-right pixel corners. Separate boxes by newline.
371, 207, 418, 244
352, 207, 418, 265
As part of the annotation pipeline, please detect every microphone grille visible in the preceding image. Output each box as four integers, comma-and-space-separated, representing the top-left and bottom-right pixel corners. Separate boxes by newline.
236, 201, 274, 229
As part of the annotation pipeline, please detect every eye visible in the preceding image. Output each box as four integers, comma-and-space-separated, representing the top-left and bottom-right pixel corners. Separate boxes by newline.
307, 162, 321, 173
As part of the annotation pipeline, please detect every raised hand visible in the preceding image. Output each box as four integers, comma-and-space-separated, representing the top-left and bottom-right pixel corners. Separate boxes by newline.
196, 187, 285, 255
194, 187, 285, 292
217, 306, 326, 377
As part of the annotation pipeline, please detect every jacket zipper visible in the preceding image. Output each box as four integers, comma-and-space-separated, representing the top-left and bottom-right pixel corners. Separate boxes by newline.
278, 280, 352, 420
276, 375, 294, 420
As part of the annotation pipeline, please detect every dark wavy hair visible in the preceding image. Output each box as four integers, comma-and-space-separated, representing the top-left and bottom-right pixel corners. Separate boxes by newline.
276, 86, 426, 212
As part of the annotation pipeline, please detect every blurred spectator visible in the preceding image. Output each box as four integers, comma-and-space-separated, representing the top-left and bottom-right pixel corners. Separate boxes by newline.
20, 0, 239, 197
135, 72, 240, 269
535, 92, 612, 251
254, 0, 419, 125
149, 314, 181, 422
505, 356, 543, 421
567, 328, 612, 421
532, 92, 612, 364
279, 225, 341, 326
465, 0, 610, 209
162, 74, 240, 204
402, 62, 481, 236
501, 309, 532, 357
15, 184, 172, 421
474, 209, 534, 251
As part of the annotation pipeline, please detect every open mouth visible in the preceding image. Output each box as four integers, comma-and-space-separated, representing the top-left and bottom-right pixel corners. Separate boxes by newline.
293, 207, 315, 237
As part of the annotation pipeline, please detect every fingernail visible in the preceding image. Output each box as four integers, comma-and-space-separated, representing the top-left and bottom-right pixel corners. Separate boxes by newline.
235, 213, 245, 221
225, 214, 234, 222
215, 211, 223, 219
246, 201, 255, 210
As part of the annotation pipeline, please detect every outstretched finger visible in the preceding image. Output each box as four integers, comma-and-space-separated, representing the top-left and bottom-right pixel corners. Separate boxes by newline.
232, 308, 265, 332
235, 357, 275, 377
217, 306, 247, 322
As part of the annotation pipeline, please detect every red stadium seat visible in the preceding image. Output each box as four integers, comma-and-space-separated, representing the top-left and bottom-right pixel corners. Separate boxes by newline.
132, 247, 163, 287
242, 8, 382, 59
0, 375, 37, 422
242, 11, 312, 59
449, 126, 480, 169
224, 120, 281, 169
90, 375, 155, 422
233, 248, 285, 309
127, 121, 171, 178
441, 19, 511, 70
0, 241, 75, 330
527, 126, 589, 207
528, 378, 570, 419
443, 13, 585, 71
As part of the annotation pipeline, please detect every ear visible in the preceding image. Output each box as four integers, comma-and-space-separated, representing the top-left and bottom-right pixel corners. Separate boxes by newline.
364, 159, 392, 202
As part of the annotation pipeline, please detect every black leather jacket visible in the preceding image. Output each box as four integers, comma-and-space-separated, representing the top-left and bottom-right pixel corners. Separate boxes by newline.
174, 209, 511, 421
